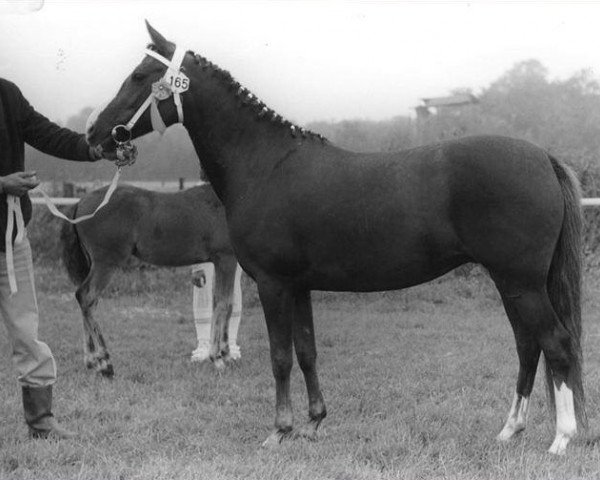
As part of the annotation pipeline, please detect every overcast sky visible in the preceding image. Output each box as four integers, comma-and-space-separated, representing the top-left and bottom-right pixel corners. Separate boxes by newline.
1, 1, 599, 125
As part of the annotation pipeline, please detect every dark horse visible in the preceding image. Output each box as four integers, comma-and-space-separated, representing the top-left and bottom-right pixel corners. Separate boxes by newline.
60, 183, 239, 376
87, 22, 585, 454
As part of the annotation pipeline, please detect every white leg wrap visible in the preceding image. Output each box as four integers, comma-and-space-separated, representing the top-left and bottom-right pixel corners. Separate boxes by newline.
548, 382, 576, 455
191, 263, 214, 362
497, 392, 529, 442
228, 265, 243, 360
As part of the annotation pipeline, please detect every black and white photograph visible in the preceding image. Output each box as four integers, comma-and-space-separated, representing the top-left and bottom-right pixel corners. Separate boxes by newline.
1, 1, 600, 479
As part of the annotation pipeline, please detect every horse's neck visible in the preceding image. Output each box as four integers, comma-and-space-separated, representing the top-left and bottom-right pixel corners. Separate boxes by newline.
183, 84, 301, 203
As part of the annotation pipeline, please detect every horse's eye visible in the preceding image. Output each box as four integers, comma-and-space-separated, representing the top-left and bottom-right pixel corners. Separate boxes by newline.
132, 72, 145, 82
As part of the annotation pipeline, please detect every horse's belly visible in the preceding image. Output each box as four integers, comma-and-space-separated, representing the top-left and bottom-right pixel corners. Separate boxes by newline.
135, 236, 211, 266
300, 247, 469, 292
240, 219, 469, 291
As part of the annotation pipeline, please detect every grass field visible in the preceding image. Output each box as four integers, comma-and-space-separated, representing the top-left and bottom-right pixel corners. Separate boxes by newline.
1, 263, 600, 480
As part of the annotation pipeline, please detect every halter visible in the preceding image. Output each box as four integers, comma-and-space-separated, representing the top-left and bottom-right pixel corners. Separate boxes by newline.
111, 44, 190, 144
3, 46, 189, 295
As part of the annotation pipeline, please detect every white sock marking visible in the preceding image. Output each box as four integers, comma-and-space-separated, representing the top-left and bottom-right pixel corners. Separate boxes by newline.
497, 392, 529, 442
548, 382, 576, 455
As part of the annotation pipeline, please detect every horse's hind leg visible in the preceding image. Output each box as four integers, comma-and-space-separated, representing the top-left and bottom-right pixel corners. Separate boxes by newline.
76, 262, 115, 377
497, 285, 578, 454
496, 293, 540, 441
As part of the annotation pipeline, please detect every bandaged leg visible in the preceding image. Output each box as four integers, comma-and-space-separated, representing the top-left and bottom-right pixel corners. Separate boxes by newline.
191, 263, 214, 362
228, 265, 243, 360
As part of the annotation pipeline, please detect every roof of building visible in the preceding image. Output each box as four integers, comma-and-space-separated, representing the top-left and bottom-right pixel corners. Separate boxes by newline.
420, 94, 478, 108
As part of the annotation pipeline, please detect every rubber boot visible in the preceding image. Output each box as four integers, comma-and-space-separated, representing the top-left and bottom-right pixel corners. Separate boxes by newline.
22, 385, 76, 439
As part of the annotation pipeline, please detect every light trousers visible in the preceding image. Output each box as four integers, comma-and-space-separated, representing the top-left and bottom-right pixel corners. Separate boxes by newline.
0, 237, 56, 387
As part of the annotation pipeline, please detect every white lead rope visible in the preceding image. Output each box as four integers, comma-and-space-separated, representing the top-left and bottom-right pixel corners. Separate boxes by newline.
6, 195, 25, 294
5, 167, 122, 294
35, 167, 122, 224
4, 44, 186, 294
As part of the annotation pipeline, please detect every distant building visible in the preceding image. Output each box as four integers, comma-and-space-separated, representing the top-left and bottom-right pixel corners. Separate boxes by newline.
414, 93, 479, 145
415, 93, 478, 119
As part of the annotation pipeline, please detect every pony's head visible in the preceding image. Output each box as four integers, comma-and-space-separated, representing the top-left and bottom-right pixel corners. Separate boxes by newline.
87, 21, 189, 157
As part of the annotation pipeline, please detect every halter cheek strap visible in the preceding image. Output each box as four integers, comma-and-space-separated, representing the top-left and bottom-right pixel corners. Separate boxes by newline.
3, 46, 188, 294
121, 45, 189, 136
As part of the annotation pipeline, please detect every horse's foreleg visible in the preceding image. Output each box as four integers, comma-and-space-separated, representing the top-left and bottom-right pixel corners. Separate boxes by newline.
76, 264, 114, 377
258, 279, 296, 447
291, 289, 326, 440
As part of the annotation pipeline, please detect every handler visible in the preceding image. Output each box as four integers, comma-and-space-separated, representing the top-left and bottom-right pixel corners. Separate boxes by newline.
0, 77, 134, 439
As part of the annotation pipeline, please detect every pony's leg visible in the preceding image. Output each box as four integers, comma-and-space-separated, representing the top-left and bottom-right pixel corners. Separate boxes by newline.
257, 279, 295, 447
496, 293, 540, 441
505, 288, 579, 455
77, 275, 100, 371
291, 289, 326, 440
210, 256, 236, 369
228, 264, 243, 360
76, 263, 114, 377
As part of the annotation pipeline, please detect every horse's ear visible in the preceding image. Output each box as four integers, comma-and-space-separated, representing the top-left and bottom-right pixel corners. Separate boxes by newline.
145, 20, 169, 51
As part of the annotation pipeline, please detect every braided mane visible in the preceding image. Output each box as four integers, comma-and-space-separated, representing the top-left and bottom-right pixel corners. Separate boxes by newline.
180, 47, 326, 143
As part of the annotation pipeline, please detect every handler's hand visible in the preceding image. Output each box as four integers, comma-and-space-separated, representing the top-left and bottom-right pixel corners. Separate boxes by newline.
0, 171, 40, 196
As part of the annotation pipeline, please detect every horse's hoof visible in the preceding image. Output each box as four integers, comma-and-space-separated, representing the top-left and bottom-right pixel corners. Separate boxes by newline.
228, 345, 241, 361
190, 347, 210, 363
96, 359, 113, 377
548, 433, 570, 455
261, 430, 289, 448
84, 355, 96, 370
213, 358, 226, 371
221, 351, 240, 364
496, 424, 524, 443
292, 419, 321, 441
100, 364, 115, 378
190, 354, 210, 363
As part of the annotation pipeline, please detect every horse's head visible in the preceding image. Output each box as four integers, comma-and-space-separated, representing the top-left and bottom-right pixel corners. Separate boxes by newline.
87, 21, 189, 158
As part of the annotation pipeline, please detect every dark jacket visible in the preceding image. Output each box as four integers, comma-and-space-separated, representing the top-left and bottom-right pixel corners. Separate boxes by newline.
0, 77, 95, 249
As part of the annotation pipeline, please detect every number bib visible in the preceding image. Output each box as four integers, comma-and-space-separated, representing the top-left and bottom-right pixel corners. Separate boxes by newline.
166, 71, 190, 94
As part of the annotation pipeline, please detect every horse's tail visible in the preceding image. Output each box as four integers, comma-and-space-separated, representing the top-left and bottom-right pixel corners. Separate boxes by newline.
59, 202, 90, 286
545, 154, 586, 430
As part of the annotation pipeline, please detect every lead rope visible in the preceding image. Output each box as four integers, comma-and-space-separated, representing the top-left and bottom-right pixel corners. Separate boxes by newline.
5, 45, 188, 294
5, 167, 122, 295
35, 167, 122, 224
5, 195, 25, 294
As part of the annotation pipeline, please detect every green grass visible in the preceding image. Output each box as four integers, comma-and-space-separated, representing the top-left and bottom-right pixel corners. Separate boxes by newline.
0, 264, 600, 479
